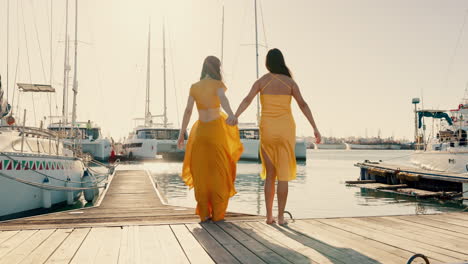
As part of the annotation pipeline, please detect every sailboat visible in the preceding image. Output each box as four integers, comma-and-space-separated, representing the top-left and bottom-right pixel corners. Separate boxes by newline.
0, 0, 89, 219
237, 0, 307, 161
123, 24, 187, 160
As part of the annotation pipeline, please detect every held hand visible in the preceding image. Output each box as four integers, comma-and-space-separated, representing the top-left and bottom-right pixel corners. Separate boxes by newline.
177, 136, 185, 150
314, 130, 322, 144
226, 115, 238, 126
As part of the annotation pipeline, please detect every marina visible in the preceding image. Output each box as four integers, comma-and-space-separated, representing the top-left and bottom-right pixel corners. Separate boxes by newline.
0, 168, 467, 264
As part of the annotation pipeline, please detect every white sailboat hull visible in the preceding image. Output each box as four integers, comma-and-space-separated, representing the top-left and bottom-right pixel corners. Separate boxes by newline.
348, 144, 402, 150
122, 139, 158, 159
0, 153, 84, 217
411, 151, 468, 174
240, 139, 307, 161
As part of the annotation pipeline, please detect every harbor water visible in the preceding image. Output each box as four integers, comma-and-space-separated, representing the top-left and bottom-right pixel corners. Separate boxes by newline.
144, 149, 466, 219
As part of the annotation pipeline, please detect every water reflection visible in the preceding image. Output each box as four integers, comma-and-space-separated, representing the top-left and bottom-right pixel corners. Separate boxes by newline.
146, 150, 466, 219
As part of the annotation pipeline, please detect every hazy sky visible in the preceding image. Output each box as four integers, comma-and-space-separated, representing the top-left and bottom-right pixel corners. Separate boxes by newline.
1, 0, 468, 140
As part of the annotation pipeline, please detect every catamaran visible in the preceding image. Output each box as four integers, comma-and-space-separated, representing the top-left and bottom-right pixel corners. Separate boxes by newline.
48, 121, 111, 161
123, 25, 186, 160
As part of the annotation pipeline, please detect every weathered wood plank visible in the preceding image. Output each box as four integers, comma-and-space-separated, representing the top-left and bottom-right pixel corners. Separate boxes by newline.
291, 220, 408, 264
45, 228, 90, 264
202, 223, 266, 264
318, 218, 462, 263
19, 229, 73, 264
396, 215, 468, 235
216, 222, 290, 264
423, 214, 468, 228
69, 227, 121, 263
245, 222, 335, 264
186, 224, 240, 264
0, 229, 54, 264
170, 224, 214, 264
0, 230, 37, 259
152, 225, 189, 264
232, 222, 310, 264
0, 231, 20, 245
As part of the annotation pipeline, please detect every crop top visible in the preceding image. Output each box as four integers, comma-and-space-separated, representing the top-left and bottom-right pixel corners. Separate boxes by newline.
189, 79, 227, 110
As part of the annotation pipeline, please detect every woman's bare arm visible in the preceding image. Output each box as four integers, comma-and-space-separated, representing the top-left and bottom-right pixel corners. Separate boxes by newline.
234, 81, 260, 118
291, 83, 322, 143
217, 88, 235, 117
177, 96, 195, 149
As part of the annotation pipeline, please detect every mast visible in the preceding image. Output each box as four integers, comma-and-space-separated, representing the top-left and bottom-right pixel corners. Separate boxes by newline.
6, 0, 9, 102
71, 0, 78, 137
163, 24, 167, 128
254, 0, 260, 125
62, 0, 69, 125
145, 24, 151, 127
221, 5, 224, 64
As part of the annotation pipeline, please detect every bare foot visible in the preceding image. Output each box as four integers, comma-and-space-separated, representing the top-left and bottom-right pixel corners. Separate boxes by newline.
266, 217, 276, 225
278, 215, 288, 226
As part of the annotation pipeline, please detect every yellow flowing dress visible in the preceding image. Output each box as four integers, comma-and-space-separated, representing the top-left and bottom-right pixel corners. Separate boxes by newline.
259, 74, 297, 181
181, 79, 243, 221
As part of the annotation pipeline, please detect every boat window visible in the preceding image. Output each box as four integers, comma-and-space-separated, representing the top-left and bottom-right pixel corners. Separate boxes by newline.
136, 130, 186, 140
240, 130, 259, 140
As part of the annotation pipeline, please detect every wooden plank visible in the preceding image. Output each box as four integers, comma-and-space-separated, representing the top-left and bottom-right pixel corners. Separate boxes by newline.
19, 229, 73, 264
381, 216, 468, 240
231, 222, 310, 264
245, 222, 336, 264
318, 218, 462, 263
170, 224, 214, 264
216, 222, 290, 264
347, 217, 468, 255
202, 223, 266, 264
94, 227, 122, 263
423, 214, 468, 228
290, 220, 409, 264
45, 228, 90, 264
345, 180, 376, 184
0, 230, 37, 259
397, 215, 468, 235
0, 229, 54, 264
152, 225, 189, 264
137, 225, 189, 264
186, 223, 240, 264
117, 226, 131, 264
0, 231, 19, 245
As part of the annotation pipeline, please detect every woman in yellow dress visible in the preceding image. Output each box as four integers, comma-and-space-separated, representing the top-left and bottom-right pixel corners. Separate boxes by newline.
177, 56, 243, 222
233, 49, 321, 225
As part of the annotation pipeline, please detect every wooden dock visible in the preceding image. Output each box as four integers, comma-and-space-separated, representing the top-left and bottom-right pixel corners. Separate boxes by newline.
354, 162, 468, 201
0, 169, 467, 263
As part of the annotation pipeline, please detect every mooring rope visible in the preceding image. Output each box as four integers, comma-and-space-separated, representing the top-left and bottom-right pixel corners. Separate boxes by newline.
0, 172, 104, 191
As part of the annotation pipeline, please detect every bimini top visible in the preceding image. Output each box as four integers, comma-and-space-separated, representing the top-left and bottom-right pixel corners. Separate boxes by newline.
17, 83, 55, 92
417, 110, 453, 128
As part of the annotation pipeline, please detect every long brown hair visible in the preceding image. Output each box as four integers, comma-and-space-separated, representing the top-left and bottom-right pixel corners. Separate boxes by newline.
265, 48, 292, 78
200, 56, 222, 80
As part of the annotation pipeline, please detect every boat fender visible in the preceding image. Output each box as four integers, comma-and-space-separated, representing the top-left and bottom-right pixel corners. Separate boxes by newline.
65, 177, 74, 205
82, 169, 96, 203
42, 177, 52, 209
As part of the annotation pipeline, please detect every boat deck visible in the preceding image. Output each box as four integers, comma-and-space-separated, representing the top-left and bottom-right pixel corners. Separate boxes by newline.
0, 169, 467, 263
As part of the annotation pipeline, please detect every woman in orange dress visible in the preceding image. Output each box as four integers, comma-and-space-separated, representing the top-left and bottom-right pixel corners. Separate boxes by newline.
178, 56, 243, 222
233, 49, 321, 225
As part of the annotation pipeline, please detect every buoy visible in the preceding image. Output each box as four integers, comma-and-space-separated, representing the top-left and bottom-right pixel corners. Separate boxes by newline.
81, 170, 96, 202
42, 177, 52, 209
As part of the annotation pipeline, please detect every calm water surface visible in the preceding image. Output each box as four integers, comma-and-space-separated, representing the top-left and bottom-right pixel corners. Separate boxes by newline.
139, 150, 465, 219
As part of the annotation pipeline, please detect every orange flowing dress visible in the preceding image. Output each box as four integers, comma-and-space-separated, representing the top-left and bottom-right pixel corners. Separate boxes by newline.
259, 74, 297, 181
181, 79, 243, 221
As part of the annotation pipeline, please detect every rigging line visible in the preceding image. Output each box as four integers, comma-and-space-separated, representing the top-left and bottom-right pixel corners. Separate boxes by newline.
444, 10, 468, 91
48, 0, 53, 124
20, 1, 37, 125
258, 0, 269, 49
168, 30, 180, 126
